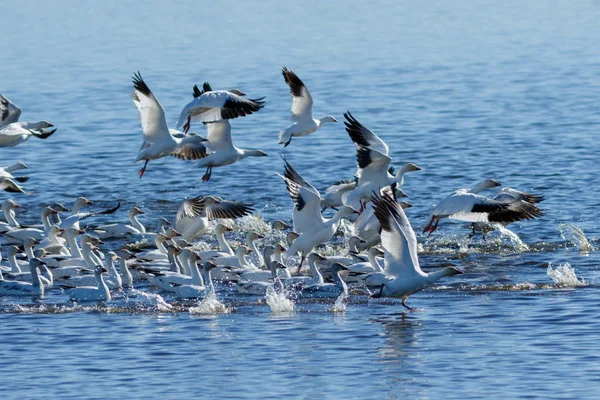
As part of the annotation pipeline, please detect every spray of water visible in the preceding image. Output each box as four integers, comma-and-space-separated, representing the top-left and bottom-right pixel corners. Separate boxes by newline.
558, 223, 594, 252
492, 224, 529, 251
189, 290, 230, 315
265, 283, 295, 313
547, 262, 586, 287
331, 293, 347, 313
126, 289, 172, 312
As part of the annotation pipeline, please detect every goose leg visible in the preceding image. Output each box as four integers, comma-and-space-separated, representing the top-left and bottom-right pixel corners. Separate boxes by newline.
202, 165, 212, 182
296, 253, 306, 275
402, 298, 416, 312
183, 115, 191, 134
139, 160, 149, 178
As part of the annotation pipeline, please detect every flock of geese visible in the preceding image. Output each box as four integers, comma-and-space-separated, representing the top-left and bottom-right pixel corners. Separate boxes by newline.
0, 68, 545, 311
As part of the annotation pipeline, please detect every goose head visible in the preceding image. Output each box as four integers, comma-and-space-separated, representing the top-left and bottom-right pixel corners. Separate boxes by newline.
271, 220, 291, 231
215, 223, 233, 234
7, 245, 21, 257
203, 261, 218, 271
5, 199, 21, 210
117, 249, 134, 260
369, 247, 385, 258
93, 265, 108, 275
129, 206, 145, 216
319, 116, 337, 124
107, 251, 119, 262
399, 163, 422, 174
236, 245, 252, 256
286, 231, 299, 246
399, 201, 413, 210
445, 267, 464, 277
331, 263, 348, 274
51, 203, 70, 212
308, 253, 327, 263
275, 243, 287, 255
348, 236, 367, 252
246, 231, 264, 243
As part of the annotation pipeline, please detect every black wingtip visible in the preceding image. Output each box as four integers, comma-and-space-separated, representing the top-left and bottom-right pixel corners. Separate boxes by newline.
132, 71, 151, 96
14, 176, 29, 183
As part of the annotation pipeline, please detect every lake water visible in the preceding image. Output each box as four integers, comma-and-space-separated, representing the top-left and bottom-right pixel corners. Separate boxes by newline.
2, 1, 600, 398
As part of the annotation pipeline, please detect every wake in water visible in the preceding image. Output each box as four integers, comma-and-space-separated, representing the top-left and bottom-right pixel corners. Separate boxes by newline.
547, 263, 586, 287
559, 223, 594, 252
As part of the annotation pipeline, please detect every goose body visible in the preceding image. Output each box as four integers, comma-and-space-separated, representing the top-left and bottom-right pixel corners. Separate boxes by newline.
96, 206, 146, 239
0, 121, 55, 147
64, 265, 111, 302
0, 94, 22, 127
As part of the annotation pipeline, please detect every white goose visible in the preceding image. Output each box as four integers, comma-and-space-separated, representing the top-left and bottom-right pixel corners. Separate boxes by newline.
96, 206, 146, 239
64, 265, 111, 302
168, 262, 217, 299
0, 121, 56, 147
279, 158, 357, 273
342, 112, 421, 208
0, 258, 46, 297
0, 199, 22, 232
355, 197, 413, 250
3, 207, 57, 244
174, 195, 253, 242
370, 192, 463, 311
0, 161, 29, 183
278, 67, 337, 147
196, 223, 234, 259
196, 120, 268, 182
132, 72, 208, 178
176, 82, 265, 133
301, 263, 348, 298
423, 179, 544, 234
0, 93, 22, 127
55, 197, 120, 230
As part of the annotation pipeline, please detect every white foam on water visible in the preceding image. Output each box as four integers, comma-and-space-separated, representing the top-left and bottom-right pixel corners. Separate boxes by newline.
558, 223, 594, 252
189, 290, 230, 315
265, 283, 295, 313
547, 262, 586, 287
492, 224, 530, 252
126, 289, 173, 312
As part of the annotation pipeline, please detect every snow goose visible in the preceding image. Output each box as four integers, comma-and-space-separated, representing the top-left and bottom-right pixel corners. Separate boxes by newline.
3, 207, 57, 244
167, 261, 216, 299
370, 191, 463, 311
196, 223, 234, 259
176, 82, 265, 133
355, 196, 413, 250
301, 263, 348, 298
174, 195, 253, 241
64, 265, 111, 302
34, 226, 68, 255
470, 187, 545, 238
423, 179, 544, 234
0, 162, 29, 183
196, 120, 267, 182
342, 112, 421, 208
0, 177, 29, 194
0, 199, 22, 232
54, 197, 120, 230
0, 121, 55, 147
131, 72, 208, 177
117, 250, 135, 288
235, 246, 286, 295
0, 93, 22, 127
282, 252, 326, 288
0, 258, 45, 297
279, 158, 358, 273
278, 67, 337, 147
96, 206, 146, 239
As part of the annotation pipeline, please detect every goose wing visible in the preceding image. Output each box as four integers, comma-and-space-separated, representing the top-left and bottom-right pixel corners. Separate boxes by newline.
279, 158, 323, 234
176, 196, 253, 222
282, 67, 313, 121
344, 112, 389, 155
176, 91, 265, 127
204, 120, 234, 152
372, 191, 423, 277
493, 188, 544, 204
355, 147, 392, 183
132, 72, 171, 143
0, 94, 22, 127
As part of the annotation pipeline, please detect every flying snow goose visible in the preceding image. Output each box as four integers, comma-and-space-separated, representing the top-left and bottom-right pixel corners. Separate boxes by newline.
0, 121, 55, 147
174, 195, 253, 241
0, 94, 22, 127
279, 158, 357, 273
278, 67, 337, 147
0, 162, 29, 183
176, 81, 265, 133
370, 191, 463, 311
0, 177, 30, 194
423, 179, 544, 234
342, 112, 421, 208
196, 120, 267, 182
131, 72, 208, 177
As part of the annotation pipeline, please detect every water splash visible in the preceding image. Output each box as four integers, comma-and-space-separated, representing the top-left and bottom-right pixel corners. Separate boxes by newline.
189, 290, 230, 315
265, 284, 295, 313
492, 224, 529, 251
331, 293, 347, 313
547, 263, 586, 287
125, 289, 172, 312
558, 223, 594, 252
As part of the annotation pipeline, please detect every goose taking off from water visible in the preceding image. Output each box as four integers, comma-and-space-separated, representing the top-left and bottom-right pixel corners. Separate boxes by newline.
370, 191, 463, 311
342, 112, 421, 208
423, 179, 544, 234
176, 82, 265, 133
174, 195, 254, 242
279, 158, 357, 273
132, 72, 209, 177
0, 121, 55, 147
0, 93, 22, 127
0, 162, 29, 183
278, 67, 337, 147
0, 177, 29, 194
196, 120, 268, 182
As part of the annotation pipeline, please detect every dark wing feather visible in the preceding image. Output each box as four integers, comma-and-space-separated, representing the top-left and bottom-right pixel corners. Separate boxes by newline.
206, 201, 254, 220
282, 67, 305, 97
220, 97, 265, 120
